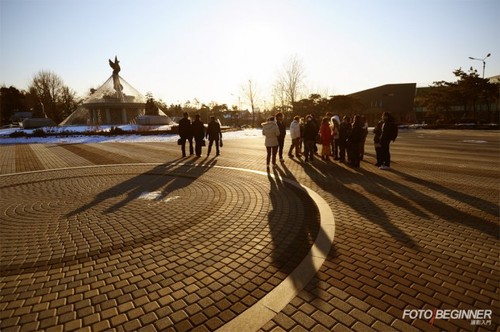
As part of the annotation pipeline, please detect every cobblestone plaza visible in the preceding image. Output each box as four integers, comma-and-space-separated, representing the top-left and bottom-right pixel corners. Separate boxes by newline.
0, 129, 498, 331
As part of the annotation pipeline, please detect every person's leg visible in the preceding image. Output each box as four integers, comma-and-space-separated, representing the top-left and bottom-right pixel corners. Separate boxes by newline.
380, 141, 390, 167
181, 139, 186, 157
266, 147, 271, 166
288, 141, 294, 157
207, 139, 213, 156
385, 142, 391, 167
304, 140, 310, 161
360, 139, 366, 160
272, 146, 278, 165
215, 139, 220, 155
375, 145, 382, 166
352, 146, 360, 167
196, 140, 202, 156
339, 142, 345, 161
278, 138, 284, 160
333, 139, 339, 160
188, 138, 194, 155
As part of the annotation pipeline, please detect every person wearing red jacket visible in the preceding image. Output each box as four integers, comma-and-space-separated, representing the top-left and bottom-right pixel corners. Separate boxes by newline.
319, 117, 333, 161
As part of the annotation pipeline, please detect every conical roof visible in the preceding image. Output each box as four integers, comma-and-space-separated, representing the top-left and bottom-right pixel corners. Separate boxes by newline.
59, 74, 149, 126
84, 74, 147, 105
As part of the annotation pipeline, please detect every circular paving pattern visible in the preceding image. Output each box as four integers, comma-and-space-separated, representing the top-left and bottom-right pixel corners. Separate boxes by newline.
0, 163, 320, 331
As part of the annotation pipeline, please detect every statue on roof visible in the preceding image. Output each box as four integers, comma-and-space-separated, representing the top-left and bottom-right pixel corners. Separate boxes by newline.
109, 56, 123, 99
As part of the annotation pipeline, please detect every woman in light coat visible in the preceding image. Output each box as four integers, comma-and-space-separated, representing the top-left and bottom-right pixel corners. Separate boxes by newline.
262, 116, 280, 169
288, 115, 301, 158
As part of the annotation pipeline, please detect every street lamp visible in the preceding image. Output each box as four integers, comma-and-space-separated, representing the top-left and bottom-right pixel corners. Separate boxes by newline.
469, 53, 491, 78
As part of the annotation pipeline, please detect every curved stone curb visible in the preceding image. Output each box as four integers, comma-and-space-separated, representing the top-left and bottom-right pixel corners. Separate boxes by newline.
214, 166, 335, 332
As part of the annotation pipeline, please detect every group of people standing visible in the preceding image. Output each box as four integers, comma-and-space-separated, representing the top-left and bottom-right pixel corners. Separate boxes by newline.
178, 112, 222, 158
262, 111, 398, 170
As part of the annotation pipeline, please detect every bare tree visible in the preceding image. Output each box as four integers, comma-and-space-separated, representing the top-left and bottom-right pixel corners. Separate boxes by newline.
29, 70, 79, 123
242, 79, 257, 127
273, 55, 306, 112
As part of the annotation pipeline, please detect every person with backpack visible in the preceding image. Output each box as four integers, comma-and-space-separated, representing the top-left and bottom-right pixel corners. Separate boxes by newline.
379, 112, 398, 170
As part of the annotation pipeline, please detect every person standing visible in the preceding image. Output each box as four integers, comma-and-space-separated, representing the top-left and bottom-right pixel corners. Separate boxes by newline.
331, 115, 340, 160
206, 116, 222, 157
288, 115, 301, 158
379, 112, 398, 170
262, 116, 280, 169
275, 112, 286, 162
359, 115, 369, 161
310, 114, 319, 154
192, 114, 205, 157
347, 115, 365, 168
338, 116, 351, 163
178, 112, 193, 157
319, 117, 333, 161
373, 119, 383, 167
303, 115, 317, 163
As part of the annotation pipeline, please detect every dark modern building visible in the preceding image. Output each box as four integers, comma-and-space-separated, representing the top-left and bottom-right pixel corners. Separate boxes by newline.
348, 83, 417, 125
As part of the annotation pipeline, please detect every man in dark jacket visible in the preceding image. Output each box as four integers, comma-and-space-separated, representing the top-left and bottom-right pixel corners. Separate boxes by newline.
338, 116, 351, 163
275, 112, 286, 162
191, 114, 205, 157
379, 112, 398, 170
206, 116, 222, 157
303, 115, 318, 162
347, 115, 364, 168
178, 112, 193, 157
373, 120, 384, 167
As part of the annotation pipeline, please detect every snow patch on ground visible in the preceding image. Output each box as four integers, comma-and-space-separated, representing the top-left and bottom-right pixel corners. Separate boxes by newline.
0, 127, 263, 145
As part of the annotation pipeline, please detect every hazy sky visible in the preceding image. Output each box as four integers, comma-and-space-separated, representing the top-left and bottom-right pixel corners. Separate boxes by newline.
1, 0, 499, 109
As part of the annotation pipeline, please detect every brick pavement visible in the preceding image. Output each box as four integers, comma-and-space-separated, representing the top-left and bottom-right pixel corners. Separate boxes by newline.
0, 129, 499, 331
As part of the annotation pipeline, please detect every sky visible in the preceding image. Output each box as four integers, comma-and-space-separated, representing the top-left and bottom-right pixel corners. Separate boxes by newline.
1, 0, 499, 110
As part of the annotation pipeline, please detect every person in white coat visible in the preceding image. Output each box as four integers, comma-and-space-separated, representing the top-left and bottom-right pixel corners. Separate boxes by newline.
262, 116, 280, 169
288, 115, 301, 158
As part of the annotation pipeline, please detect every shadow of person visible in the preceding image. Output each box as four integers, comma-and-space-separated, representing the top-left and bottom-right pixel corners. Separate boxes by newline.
67, 158, 217, 218
302, 160, 421, 249
357, 167, 499, 239
266, 165, 333, 299
390, 168, 499, 219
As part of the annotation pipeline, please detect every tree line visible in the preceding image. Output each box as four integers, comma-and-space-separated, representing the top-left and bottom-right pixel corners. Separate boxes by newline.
2, 60, 498, 127
1, 71, 80, 125
415, 68, 499, 124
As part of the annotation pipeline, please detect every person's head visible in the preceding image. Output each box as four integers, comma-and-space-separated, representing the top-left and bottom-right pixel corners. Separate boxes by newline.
268, 116, 275, 122
322, 117, 330, 124
195, 114, 201, 120
342, 116, 350, 123
275, 112, 283, 121
293, 115, 300, 122
326, 112, 333, 118
382, 112, 391, 121
210, 116, 216, 121
332, 115, 340, 124
306, 115, 312, 122
183, 112, 189, 118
